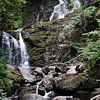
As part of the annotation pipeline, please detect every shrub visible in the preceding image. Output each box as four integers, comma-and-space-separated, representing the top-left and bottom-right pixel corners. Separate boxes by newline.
74, 6, 98, 32
0, 59, 13, 90
80, 40, 100, 69
83, 30, 100, 41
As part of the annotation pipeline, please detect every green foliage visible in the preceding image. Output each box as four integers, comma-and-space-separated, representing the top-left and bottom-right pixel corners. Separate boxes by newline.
74, 6, 98, 32
82, 6, 96, 18
0, 89, 7, 100
83, 30, 100, 41
80, 40, 100, 69
72, 5, 100, 77
0, 59, 13, 90
69, 42, 81, 50
27, 28, 50, 66
0, 0, 26, 30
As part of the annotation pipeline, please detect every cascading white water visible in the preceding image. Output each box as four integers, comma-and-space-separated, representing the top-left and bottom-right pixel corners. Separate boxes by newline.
2, 32, 12, 64
18, 29, 29, 68
50, 0, 68, 21
11, 36, 21, 67
50, 0, 81, 21
11, 36, 19, 49
2, 29, 29, 68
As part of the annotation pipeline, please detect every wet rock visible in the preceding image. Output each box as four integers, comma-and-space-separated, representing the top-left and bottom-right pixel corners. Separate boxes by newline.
54, 74, 81, 91
19, 86, 37, 100
43, 91, 55, 100
42, 67, 50, 75
22, 94, 45, 100
53, 96, 66, 100
42, 74, 55, 91
18, 67, 36, 82
22, 91, 54, 100
53, 96, 73, 100
66, 65, 77, 74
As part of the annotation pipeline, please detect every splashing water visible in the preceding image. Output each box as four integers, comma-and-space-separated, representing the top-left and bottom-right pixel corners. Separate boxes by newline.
50, 0, 81, 21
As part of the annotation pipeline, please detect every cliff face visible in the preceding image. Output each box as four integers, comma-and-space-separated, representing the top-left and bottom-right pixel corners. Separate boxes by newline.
23, 0, 99, 67
24, 0, 98, 25
24, 0, 58, 24
23, 11, 80, 67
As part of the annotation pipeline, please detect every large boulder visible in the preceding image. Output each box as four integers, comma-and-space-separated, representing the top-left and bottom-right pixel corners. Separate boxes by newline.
54, 74, 81, 91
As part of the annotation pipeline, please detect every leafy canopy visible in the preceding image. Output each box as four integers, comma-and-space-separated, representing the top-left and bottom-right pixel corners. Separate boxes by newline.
0, 0, 26, 30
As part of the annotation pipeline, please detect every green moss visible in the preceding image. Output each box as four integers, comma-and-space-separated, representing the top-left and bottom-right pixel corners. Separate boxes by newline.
26, 22, 51, 67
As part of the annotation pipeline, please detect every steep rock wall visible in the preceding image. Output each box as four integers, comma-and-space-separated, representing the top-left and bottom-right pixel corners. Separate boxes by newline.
24, 0, 58, 24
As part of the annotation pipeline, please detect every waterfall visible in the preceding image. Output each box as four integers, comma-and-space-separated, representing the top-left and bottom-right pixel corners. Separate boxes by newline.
50, 0, 81, 21
18, 29, 29, 68
2, 29, 29, 68
2, 32, 12, 64
11, 36, 20, 67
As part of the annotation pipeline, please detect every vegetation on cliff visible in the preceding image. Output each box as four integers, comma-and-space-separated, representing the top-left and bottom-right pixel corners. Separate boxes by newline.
0, 0, 27, 30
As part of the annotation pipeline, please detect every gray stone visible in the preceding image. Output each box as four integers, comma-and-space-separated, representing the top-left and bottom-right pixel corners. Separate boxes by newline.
53, 96, 73, 100
54, 74, 81, 91
22, 94, 46, 100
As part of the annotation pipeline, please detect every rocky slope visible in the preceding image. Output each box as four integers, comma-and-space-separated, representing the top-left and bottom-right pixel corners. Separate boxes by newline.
0, 0, 99, 100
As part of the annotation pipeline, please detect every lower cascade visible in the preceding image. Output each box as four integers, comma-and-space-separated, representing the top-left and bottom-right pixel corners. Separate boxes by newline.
2, 28, 29, 68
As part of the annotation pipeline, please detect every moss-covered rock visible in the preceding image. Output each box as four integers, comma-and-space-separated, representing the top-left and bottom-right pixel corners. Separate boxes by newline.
24, 22, 51, 67
23, 11, 80, 67
54, 74, 81, 91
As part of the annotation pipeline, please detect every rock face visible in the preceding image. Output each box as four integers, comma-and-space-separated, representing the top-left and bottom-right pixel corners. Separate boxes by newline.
24, 0, 98, 24
24, 11, 78, 67
24, 0, 58, 24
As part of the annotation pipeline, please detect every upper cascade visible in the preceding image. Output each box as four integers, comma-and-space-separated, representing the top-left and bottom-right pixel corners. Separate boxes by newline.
50, 0, 81, 21
2, 29, 29, 68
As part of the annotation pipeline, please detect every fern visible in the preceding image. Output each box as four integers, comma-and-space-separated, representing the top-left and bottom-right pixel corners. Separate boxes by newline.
80, 40, 100, 68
